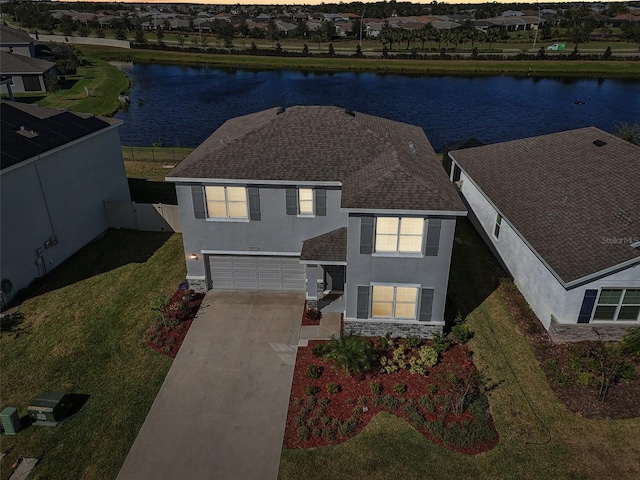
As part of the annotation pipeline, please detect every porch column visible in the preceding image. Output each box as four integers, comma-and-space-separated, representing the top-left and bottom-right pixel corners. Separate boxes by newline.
306, 264, 318, 310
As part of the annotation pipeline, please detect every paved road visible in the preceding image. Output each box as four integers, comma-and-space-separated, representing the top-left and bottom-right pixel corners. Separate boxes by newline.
117, 292, 304, 480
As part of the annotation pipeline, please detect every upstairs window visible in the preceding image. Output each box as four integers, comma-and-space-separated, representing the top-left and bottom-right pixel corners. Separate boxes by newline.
298, 188, 314, 215
593, 288, 640, 322
375, 217, 424, 254
205, 186, 248, 219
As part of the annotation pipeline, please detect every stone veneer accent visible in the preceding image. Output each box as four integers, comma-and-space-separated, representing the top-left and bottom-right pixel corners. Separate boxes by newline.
548, 316, 635, 343
344, 320, 443, 338
187, 278, 208, 293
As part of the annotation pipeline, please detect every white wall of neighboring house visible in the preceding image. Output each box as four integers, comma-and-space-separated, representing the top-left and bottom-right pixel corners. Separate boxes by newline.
458, 170, 640, 330
0, 127, 130, 301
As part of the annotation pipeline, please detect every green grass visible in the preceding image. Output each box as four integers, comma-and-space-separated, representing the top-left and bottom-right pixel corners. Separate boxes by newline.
79, 45, 640, 78
279, 219, 640, 480
0, 230, 186, 480
122, 146, 194, 182
12, 57, 129, 116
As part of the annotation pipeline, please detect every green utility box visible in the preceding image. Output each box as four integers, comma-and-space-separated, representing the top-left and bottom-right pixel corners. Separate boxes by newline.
27, 391, 70, 426
1, 407, 21, 435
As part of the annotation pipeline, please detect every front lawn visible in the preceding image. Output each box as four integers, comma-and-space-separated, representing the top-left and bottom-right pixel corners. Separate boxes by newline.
279, 219, 640, 479
0, 230, 186, 480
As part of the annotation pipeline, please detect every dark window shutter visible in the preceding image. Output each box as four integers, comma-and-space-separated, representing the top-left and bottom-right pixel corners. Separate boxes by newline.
248, 187, 261, 221
356, 286, 370, 319
419, 288, 434, 322
191, 185, 205, 219
360, 216, 374, 254
425, 219, 441, 256
577, 290, 598, 324
315, 189, 326, 216
286, 188, 297, 215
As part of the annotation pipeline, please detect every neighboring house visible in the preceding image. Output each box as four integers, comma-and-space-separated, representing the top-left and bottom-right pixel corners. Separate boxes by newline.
167, 106, 466, 338
0, 24, 35, 57
0, 51, 56, 93
448, 127, 640, 342
0, 100, 131, 303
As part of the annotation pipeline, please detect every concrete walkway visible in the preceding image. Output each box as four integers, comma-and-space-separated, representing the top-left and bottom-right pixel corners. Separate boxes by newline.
117, 292, 304, 480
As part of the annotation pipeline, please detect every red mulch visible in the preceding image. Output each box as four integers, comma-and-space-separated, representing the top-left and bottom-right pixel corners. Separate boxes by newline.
143, 290, 204, 359
284, 340, 499, 454
498, 280, 640, 419
301, 300, 321, 326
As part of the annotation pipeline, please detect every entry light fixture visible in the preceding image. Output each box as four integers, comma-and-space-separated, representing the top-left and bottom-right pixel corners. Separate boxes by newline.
190, 253, 199, 260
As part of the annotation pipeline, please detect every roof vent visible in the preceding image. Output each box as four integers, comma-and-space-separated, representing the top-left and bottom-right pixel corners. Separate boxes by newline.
345, 109, 355, 117
276, 107, 286, 115
593, 139, 607, 147
408, 141, 418, 155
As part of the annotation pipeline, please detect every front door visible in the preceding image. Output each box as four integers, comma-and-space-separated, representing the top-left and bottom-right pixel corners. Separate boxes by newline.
324, 265, 345, 292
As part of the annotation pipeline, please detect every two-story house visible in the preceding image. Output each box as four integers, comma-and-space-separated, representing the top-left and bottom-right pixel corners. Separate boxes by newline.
167, 106, 467, 337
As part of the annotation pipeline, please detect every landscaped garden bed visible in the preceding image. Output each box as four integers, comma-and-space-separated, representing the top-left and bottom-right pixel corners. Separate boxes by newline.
284, 332, 499, 454
143, 288, 204, 358
301, 300, 322, 326
498, 278, 640, 419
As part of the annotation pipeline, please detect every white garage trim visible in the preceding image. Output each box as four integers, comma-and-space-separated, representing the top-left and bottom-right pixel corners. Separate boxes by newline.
206, 255, 306, 292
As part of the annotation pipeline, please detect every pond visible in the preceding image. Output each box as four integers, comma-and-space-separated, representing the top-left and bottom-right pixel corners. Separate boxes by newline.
114, 63, 640, 151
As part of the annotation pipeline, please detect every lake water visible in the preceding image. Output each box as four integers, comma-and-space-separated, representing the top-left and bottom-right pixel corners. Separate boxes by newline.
114, 63, 640, 151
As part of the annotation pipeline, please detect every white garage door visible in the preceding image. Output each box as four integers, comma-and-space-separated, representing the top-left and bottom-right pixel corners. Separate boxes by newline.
208, 256, 306, 291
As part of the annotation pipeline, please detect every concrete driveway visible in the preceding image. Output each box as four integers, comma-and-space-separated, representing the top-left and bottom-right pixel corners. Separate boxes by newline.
117, 292, 303, 480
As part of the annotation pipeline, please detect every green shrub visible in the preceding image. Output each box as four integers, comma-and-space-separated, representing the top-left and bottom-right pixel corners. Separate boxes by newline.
294, 416, 305, 427
431, 332, 451, 353
622, 326, 640, 357
305, 385, 320, 396
405, 334, 421, 348
320, 415, 330, 426
326, 382, 341, 394
322, 333, 376, 377
394, 383, 407, 394
556, 372, 573, 388
305, 308, 322, 321
346, 397, 355, 404
427, 384, 438, 395
293, 397, 303, 406
545, 358, 559, 373
318, 397, 330, 407
450, 325, 473, 343
311, 342, 331, 357
370, 382, 383, 395
297, 426, 310, 441
306, 364, 323, 379
312, 427, 322, 438
358, 396, 368, 405
377, 332, 392, 350
305, 396, 316, 407
381, 394, 400, 410
576, 371, 594, 386
419, 395, 435, 412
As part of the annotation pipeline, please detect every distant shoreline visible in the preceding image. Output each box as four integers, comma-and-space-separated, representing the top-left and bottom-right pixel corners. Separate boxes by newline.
81, 45, 640, 79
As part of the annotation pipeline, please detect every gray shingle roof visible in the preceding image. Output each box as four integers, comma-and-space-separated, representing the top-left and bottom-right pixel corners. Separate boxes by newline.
0, 51, 55, 74
1, 100, 120, 170
169, 106, 465, 213
0, 24, 33, 44
301, 227, 347, 262
450, 127, 640, 284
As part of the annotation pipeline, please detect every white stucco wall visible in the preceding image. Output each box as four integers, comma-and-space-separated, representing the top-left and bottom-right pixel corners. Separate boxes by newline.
0, 126, 130, 300
458, 171, 640, 329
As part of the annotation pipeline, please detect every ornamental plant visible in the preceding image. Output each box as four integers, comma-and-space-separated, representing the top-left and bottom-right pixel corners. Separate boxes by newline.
322, 333, 376, 377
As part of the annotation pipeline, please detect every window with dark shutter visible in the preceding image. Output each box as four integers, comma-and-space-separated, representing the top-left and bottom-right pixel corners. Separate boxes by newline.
248, 187, 261, 221
357, 286, 370, 319
425, 219, 441, 256
191, 185, 205, 219
360, 217, 374, 254
419, 288, 434, 322
285, 188, 297, 215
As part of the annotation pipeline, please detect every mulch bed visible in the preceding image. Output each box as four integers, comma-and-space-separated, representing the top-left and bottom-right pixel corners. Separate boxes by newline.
498, 280, 640, 419
143, 289, 205, 359
284, 340, 499, 454
301, 300, 321, 326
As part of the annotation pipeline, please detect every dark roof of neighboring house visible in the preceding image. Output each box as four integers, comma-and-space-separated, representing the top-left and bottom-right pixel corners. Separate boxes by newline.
0, 51, 55, 74
450, 127, 640, 284
0, 100, 120, 170
301, 227, 347, 262
169, 106, 465, 214
0, 24, 33, 44
444, 137, 487, 152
